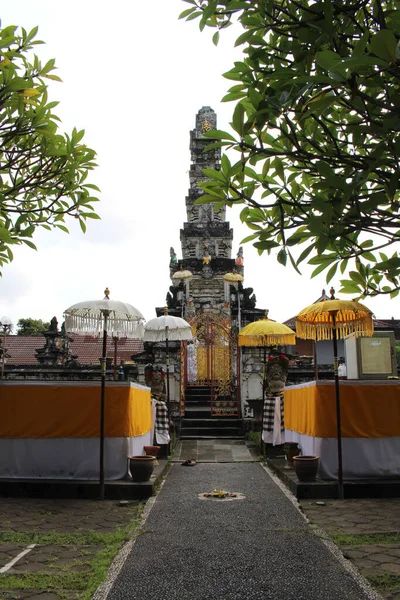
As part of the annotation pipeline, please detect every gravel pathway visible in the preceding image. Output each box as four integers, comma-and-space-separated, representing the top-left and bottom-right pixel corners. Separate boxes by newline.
106, 462, 374, 600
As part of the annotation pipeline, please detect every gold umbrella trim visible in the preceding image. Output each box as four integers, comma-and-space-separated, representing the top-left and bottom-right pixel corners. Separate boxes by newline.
239, 318, 296, 347
296, 302, 374, 341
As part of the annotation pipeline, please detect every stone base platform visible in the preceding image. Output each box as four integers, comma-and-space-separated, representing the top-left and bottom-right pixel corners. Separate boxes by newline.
0, 460, 169, 500
267, 457, 400, 500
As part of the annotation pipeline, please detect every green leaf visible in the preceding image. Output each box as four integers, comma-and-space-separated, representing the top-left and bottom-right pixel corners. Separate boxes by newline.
204, 129, 236, 142
231, 103, 245, 136
0, 227, 12, 242
202, 168, 227, 183
311, 262, 330, 278
326, 262, 338, 283
277, 248, 287, 266
179, 7, 197, 19
370, 30, 397, 62
297, 245, 314, 265
22, 239, 37, 250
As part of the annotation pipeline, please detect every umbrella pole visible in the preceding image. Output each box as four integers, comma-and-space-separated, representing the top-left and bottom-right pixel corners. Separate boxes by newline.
313, 340, 319, 381
165, 326, 171, 456
332, 326, 344, 499
100, 313, 109, 501
260, 347, 267, 457
113, 336, 118, 381
165, 326, 170, 410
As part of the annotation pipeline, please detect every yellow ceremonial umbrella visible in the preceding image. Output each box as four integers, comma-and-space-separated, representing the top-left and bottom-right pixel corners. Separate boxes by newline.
239, 313, 296, 453
239, 311, 295, 402
295, 288, 374, 498
239, 314, 296, 348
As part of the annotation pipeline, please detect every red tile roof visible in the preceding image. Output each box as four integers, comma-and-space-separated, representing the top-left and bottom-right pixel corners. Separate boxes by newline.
4, 335, 144, 366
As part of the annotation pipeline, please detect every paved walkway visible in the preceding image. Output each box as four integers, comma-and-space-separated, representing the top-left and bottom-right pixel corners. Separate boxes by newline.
173, 438, 258, 462
104, 458, 378, 600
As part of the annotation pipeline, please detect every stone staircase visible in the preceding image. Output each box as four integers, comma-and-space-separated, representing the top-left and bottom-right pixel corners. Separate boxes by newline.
180, 385, 244, 439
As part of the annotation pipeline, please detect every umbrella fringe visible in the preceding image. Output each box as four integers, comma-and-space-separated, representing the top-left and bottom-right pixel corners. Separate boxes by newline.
143, 330, 193, 343
65, 315, 144, 338
239, 333, 296, 346
296, 317, 374, 341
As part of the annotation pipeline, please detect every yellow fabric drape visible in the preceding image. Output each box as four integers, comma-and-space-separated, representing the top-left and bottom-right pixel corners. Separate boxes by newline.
284, 382, 400, 438
0, 384, 151, 439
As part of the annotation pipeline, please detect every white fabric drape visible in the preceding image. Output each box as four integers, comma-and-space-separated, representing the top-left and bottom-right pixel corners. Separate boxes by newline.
0, 433, 152, 480
285, 430, 400, 479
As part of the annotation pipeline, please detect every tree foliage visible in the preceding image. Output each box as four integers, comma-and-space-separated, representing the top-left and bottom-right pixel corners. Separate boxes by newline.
17, 318, 50, 336
180, 0, 400, 299
0, 25, 100, 273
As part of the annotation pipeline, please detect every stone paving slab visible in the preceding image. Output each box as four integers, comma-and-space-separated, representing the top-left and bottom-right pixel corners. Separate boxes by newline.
300, 498, 400, 534
4, 543, 101, 574
341, 544, 400, 575
300, 497, 400, 599
0, 592, 80, 599
0, 497, 140, 599
0, 498, 139, 533
173, 439, 258, 462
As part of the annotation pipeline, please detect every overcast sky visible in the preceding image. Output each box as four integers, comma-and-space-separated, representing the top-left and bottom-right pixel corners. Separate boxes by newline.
1, 1, 398, 331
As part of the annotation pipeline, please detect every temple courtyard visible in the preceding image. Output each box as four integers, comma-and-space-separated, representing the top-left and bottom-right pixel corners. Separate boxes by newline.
0, 441, 399, 600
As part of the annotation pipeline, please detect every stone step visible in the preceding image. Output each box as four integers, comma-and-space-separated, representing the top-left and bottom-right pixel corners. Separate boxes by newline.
180, 427, 244, 438
182, 418, 243, 426
180, 434, 245, 440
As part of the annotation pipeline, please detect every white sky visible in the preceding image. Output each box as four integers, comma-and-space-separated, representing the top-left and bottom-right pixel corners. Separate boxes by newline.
1, 1, 398, 330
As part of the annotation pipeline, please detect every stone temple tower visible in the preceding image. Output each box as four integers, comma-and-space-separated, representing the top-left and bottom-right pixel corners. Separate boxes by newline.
150, 107, 266, 433
161, 106, 252, 318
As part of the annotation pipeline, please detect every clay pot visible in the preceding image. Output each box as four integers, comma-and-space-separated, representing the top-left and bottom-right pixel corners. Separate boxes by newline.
144, 445, 160, 466
293, 455, 319, 483
283, 442, 301, 468
129, 455, 156, 482
143, 445, 160, 458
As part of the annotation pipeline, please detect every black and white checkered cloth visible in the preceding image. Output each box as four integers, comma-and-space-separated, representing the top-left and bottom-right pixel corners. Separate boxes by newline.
155, 400, 169, 439
263, 393, 284, 433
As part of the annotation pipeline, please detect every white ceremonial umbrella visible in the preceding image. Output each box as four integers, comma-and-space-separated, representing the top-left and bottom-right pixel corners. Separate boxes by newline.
171, 267, 193, 318
64, 288, 145, 500
224, 271, 244, 330
143, 307, 193, 411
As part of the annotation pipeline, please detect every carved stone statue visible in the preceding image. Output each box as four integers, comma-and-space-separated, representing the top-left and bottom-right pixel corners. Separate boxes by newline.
203, 243, 211, 264
170, 247, 177, 267
235, 246, 244, 266
265, 354, 289, 396
242, 286, 257, 309
145, 364, 166, 401
49, 316, 58, 332
166, 285, 180, 309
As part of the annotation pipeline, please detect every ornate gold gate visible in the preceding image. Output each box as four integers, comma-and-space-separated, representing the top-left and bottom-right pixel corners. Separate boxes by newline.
184, 313, 238, 416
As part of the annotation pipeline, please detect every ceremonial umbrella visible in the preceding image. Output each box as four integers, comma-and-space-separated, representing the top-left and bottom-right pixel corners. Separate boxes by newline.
64, 288, 145, 500
143, 307, 193, 412
224, 271, 244, 329
295, 289, 374, 498
171, 267, 193, 318
239, 312, 296, 452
